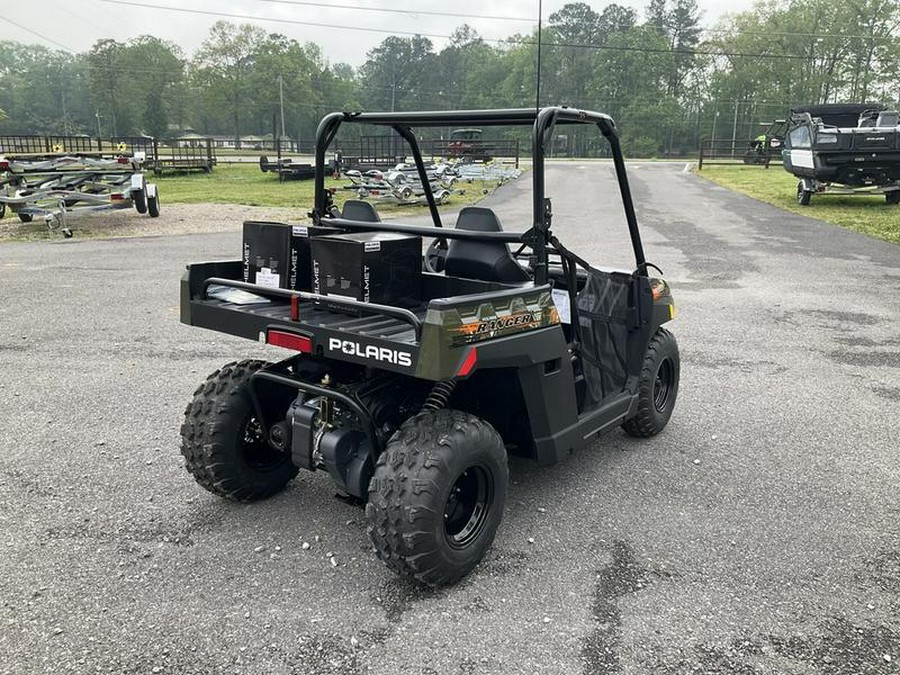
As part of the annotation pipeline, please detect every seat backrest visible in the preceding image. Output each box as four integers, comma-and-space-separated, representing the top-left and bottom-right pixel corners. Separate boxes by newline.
876, 111, 899, 128
341, 199, 381, 222
443, 207, 531, 283
857, 109, 880, 127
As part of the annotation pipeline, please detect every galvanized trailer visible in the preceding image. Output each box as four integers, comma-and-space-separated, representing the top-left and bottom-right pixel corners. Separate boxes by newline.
0, 152, 160, 237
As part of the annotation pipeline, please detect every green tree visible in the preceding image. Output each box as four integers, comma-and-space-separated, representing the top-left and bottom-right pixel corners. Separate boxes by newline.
121, 36, 184, 138
358, 36, 437, 111
88, 39, 127, 135
250, 34, 319, 141
0, 41, 92, 135
192, 22, 267, 143
644, 0, 702, 97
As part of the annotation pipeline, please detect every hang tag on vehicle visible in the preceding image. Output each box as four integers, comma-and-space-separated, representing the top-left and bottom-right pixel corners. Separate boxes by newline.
256, 267, 281, 288
551, 289, 571, 324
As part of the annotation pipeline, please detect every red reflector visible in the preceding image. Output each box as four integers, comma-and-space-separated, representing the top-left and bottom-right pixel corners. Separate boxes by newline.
0, 161, 9, 170
111, 193, 125, 201
290, 295, 300, 321
267, 330, 312, 353
456, 348, 477, 377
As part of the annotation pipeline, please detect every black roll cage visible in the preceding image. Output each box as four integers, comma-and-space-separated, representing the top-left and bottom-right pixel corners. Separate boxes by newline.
312, 106, 648, 286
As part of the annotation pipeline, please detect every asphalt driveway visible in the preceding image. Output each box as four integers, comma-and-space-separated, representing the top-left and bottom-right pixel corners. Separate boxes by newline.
1, 162, 898, 674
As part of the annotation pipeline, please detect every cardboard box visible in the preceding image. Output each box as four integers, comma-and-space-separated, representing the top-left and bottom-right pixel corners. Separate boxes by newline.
242, 221, 342, 291
311, 232, 422, 313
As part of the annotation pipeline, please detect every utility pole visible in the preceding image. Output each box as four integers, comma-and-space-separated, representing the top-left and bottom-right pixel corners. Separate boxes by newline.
278, 74, 286, 146
61, 85, 69, 136
731, 100, 740, 158
95, 111, 102, 138
390, 67, 396, 112
535, 0, 542, 111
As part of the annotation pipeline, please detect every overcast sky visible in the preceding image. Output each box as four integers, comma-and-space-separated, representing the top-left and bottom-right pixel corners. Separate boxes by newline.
2, 0, 758, 67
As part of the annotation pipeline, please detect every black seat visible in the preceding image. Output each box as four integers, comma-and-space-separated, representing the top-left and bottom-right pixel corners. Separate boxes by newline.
443, 207, 531, 283
876, 111, 899, 128
341, 199, 381, 222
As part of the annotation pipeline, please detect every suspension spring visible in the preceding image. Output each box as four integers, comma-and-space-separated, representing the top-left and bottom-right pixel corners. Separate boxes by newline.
422, 380, 457, 412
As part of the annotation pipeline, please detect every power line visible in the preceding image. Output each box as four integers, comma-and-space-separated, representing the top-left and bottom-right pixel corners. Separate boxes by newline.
0, 15, 77, 53
93, 0, 884, 64
700, 26, 899, 42
94, 0, 502, 42
244, 0, 535, 23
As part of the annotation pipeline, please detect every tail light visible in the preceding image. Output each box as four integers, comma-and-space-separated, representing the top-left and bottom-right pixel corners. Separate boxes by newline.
267, 330, 312, 353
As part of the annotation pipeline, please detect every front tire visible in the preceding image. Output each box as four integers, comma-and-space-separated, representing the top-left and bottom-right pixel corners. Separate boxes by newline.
796, 181, 812, 206
367, 409, 508, 586
622, 328, 680, 438
886, 191, 900, 205
181, 360, 298, 501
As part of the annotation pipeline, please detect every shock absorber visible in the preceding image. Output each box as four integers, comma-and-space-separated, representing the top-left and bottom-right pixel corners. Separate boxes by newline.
422, 379, 457, 412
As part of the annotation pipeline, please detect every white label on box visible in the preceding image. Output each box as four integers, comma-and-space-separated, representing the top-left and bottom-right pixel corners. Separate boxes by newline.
364, 241, 381, 252
551, 288, 571, 324
256, 267, 281, 288
292, 225, 309, 237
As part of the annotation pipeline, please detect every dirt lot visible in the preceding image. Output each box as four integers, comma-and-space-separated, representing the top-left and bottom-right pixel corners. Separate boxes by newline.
0, 203, 305, 242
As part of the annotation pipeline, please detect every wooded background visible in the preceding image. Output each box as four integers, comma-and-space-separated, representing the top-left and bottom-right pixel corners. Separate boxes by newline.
1, 0, 898, 156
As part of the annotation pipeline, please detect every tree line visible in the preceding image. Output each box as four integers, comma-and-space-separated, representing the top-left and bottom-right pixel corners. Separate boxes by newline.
0, 0, 897, 156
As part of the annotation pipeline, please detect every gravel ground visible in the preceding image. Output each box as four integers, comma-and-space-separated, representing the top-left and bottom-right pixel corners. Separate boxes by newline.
1, 162, 898, 674
0, 203, 306, 241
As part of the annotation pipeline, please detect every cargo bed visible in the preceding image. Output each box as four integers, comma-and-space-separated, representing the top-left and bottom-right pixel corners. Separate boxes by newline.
180, 259, 556, 380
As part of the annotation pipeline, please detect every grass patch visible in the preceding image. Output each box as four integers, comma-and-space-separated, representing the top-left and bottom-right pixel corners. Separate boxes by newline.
697, 165, 899, 245
152, 163, 498, 216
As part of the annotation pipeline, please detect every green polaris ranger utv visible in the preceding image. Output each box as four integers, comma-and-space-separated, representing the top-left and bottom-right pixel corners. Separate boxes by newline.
178, 106, 680, 586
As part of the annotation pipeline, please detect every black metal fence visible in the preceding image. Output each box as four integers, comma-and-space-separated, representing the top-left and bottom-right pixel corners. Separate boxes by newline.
698, 137, 782, 170
333, 135, 521, 171
0, 135, 217, 175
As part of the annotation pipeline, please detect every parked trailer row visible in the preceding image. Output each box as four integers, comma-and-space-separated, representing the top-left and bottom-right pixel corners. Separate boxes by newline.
0, 153, 160, 237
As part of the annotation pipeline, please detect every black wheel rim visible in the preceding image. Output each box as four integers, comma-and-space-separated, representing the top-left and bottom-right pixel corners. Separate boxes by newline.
653, 358, 675, 413
443, 466, 493, 549
242, 416, 284, 470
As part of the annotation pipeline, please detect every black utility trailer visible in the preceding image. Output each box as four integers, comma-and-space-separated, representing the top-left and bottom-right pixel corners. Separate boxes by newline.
180, 107, 680, 586
783, 103, 900, 205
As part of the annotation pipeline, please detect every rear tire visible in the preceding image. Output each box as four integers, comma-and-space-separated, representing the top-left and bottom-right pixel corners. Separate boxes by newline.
622, 328, 680, 438
133, 188, 147, 213
367, 409, 508, 586
147, 191, 160, 217
886, 191, 900, 205
796, 181, 812, 206
181, 360, 298, 502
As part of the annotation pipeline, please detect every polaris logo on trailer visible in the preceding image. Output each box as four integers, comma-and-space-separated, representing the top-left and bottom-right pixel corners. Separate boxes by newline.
327, 337, 413, 367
